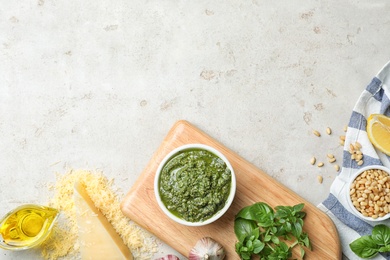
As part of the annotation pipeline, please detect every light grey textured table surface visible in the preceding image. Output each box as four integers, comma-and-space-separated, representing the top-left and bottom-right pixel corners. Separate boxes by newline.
1, 1, 390, 259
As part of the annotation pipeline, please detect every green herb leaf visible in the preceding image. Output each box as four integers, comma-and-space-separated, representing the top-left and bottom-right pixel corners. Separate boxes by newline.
349, 235, 379, 258
271, 235, 280, 244
236, 202, 273, 222
299, 233, 311, 249
292, 221, 303, 238
234, 218, 257, 242
248, 202, 275, 227
372, 224, 390, 246
379, 245, 390, 253
264, 234, 272, 242
293, 203, 305, 212
253, 240, 265, 254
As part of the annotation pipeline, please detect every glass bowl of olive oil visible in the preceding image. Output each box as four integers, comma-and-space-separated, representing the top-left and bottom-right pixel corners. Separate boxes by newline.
0, 204, 59, 250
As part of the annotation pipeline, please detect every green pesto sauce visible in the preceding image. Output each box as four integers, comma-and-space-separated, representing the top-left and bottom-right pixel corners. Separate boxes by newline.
159, 148, 231, 222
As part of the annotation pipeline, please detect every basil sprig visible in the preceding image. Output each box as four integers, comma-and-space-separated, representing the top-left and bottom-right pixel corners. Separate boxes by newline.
350, 224, 390, 258
234, 202, 311, 260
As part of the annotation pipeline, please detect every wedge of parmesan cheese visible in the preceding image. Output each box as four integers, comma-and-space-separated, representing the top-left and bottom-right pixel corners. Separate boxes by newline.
74, 181, 133, 260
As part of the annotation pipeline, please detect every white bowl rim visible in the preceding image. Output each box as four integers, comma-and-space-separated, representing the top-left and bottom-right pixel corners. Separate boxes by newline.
154, 143, 236, 226
346, 165, 390, 222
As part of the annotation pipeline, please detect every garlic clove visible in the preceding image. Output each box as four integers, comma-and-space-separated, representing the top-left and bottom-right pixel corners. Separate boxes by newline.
189, 237, 226, 260
155, 255, 180, 260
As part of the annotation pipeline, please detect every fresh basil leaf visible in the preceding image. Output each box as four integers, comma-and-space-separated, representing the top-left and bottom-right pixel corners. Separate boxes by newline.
296, 211, 306, 218
240, 251, 251, 260
285, 222, 292, 232
264, 234, 272, 242
271, 242, 291, 260
235, 241, 242, 252
251, 226, 260, 239
350, 235, 380, 258
246, 239, 253, 250
372, 224, 390, 246
293, 203, 305, 212
235, 205, 254, 220
270, 226, 277, 234
299, 233, 311, 249
236, 202, 274, 222
378, 245, 390, 252
271, 235, 280, 244
292, 222, 303, 238
248, 202, 275, 227
253, 240, 265, 254
300, 246, 306, 259
234, 218, 257, 242
275, 207, 289, 218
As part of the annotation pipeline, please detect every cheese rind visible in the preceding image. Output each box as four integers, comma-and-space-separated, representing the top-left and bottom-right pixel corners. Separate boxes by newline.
74, 182, 133, 260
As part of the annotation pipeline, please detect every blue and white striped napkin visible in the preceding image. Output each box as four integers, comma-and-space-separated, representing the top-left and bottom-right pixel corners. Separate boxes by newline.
318, 60, 390, 260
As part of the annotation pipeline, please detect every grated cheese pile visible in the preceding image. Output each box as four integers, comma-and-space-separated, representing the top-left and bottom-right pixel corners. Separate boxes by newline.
41, 169, 157, 259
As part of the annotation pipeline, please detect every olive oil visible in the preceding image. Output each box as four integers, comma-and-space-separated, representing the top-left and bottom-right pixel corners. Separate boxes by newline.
0, 204, 59, 250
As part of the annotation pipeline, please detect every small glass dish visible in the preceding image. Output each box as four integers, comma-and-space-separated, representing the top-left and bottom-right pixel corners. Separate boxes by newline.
0, 204, 59, 250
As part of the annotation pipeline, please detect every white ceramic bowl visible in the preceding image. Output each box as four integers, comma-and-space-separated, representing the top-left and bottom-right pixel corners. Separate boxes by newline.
154, 144, 236, 226
346, 165, 390, 221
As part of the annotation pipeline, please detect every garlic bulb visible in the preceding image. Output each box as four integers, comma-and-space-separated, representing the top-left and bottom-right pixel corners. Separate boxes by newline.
155, 255, 180, 260
189, 237, 226, 260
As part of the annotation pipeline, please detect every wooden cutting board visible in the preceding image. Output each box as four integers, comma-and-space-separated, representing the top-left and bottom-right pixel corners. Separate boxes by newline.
121, 120, 341, 259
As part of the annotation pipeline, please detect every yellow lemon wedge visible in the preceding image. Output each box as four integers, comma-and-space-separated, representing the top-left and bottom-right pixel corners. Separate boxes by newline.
367, 114, 390, 156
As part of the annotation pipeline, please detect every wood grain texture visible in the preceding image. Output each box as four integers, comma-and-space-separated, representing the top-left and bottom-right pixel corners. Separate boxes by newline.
120, 120, 341, 259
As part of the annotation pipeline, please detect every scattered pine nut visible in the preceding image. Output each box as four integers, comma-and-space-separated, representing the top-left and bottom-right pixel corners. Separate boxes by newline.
317, 162, 324, 167
326, 127, 332, 135
327, 153, 334, 159
340, 135, 346, 141
328, 157, 336, 163
339, 140, 345, 146
334, 164, 340, 171
317, 175, 323, 184
349, 141, 364, 166
313, 130, 321, 137
310, 157, 316, 165
343, 125, 348, 132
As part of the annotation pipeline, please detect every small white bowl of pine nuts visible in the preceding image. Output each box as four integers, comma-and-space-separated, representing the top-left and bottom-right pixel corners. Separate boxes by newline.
348, 165, 390, 221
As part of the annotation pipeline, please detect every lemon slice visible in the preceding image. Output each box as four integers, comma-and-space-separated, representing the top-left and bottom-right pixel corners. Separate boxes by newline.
367, 114, 390, 156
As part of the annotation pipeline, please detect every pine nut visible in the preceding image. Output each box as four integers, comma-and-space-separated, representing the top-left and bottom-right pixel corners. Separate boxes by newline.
313, 130, 321, 137
328, 157, 336, 163
334, 164, 340, 171
326, 127, 332, 135
357, 160, 364, 166
340, 135, 346, 141
310, 157, 316, 165
317, 162, 324, 167
343, 125, 348, 132
327, 153, 334, 159
317, 175, 323, 183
